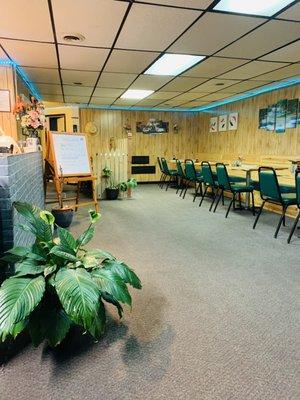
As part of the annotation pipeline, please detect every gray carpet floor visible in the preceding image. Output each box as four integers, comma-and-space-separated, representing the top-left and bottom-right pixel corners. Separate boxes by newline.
1, 184, 299, 400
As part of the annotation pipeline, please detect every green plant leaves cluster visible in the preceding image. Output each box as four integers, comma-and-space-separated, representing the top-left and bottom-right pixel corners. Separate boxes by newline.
0, 202, 141, 347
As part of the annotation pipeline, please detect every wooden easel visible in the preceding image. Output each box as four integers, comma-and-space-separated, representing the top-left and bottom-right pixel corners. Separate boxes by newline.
45, 131, 99, 212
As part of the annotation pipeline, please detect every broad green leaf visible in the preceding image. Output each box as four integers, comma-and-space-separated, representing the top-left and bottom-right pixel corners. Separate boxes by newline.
50, 246, 78, 262
101, 292, 123, 318
87, 249, 116, 261
43, 265, 57, 277
6, 247, 29, 257
54, 268, 100, 336
57, 227, 76, 252
103, 260, 142, 289
0, 276, 45, 335
16, 223, 36, 234
14, 260, 45, 277
92, 268, 131, 306
89, 210, 101, 224
27, 308, 46, 347
88, 301, 106, 339
45, 309, 71, 347
34, 218, 53, 242
39, 211, 55, 225
13, 202, 39, 222
76, 226, 95, 247
9, 318, 28, 339
82, 255, 99, 269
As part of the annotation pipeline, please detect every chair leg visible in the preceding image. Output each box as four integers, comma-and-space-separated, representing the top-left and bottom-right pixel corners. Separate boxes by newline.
180, 181, 186, 197
165, 176, 172, 191
182, 181, 189, 199
238, 193, 242, 208
253, 200, 265, 229
287, 210, 300, 244
193, 182, 201, 202
221, 190, 224, 205
274, 205, 287, 238
209, 187, 217, 212
251, 191, 255, 216
225, 193, 235, 218
176, 177, 182, 194
213, 189, 222, 213
199, 185, 208, 207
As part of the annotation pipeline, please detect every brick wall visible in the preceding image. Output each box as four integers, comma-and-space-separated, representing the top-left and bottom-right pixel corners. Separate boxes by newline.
0, 152, 44, 255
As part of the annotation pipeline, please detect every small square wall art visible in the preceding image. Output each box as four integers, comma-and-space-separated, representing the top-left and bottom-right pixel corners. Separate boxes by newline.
209, 116, 218, 132
228, 112, 238, 130
218, 115, 228, 132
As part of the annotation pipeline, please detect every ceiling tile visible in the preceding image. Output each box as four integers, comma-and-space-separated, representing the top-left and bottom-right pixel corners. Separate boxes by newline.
219, 61, 287, 80
0, 47, 9, 60
173, 92, 208, 101
98, 72, 138, 88
278, 3, 300, 21
169, 12, 265, 55
63, 85, 93, 96
130, 75, 173, 90
42, 94, 64, 103
182, 56, 249, 78
52, 0, 127, 47
61, 70, 99, 86
113, 98, 138, 106
190, 78, 241, 92
64, 96, 90, 104
22, 67, 60, 84
217, 20, 300, 59
0, 0, 53, 42
37, 83, 62, 95
223, 80, 271, 93
197, 92, 230, 101
140, 1, 212, 9
134, 98, 163, 107
90, 97, 116, 105
182, 100, 210, 107
162, 77, 207, 91
249, 63, 300, 81
0, 40, 57, 68
105, 50, 160, 74
93, 88, 125, 98
59, 45, 109, 71
260, 40, 300, 62
147, 91, 182, 99
160, 98, 187, 106
116, 3, 201, 51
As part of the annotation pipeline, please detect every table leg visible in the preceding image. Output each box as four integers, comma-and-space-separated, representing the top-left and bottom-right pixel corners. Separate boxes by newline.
245, 170, 251, 209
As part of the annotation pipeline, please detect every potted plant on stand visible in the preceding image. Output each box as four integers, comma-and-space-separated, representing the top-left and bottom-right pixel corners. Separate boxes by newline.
102, 167, 119, 200
51, 167, 74, 228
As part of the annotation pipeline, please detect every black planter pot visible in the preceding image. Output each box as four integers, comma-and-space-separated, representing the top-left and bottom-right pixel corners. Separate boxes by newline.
106, 188, 119, 200
52, 208, 74, 228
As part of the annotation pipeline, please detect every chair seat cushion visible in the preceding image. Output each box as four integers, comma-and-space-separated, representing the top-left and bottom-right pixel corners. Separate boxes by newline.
231, 184, 254, 192
280, 184, 296, 193
228, 175, 246, 183
281, 193, 297, 205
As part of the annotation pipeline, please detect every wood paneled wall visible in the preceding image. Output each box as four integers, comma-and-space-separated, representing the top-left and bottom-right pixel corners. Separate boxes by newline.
0, 66, 17, 140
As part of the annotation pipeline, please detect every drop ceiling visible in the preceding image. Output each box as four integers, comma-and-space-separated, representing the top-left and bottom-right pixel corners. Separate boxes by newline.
0, 0, 299, 110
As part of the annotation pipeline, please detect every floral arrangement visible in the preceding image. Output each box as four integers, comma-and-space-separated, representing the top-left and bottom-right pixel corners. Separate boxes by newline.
14, 95, 46, 137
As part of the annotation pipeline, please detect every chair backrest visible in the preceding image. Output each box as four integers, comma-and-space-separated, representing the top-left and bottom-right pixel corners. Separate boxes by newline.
201, 161, 215, 186
295, 169, 300, 205
185, 159, 197, 181
157, 157, 163, 173
258, 167, 281, 201
161, 157, 170, 175
176, 159, 185, 178
216, 163, 231, 190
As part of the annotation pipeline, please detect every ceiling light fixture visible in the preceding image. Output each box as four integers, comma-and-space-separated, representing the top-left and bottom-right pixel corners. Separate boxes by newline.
120, 89, 154, 99
213, 0, 294, 17
63, 33, 85, 42
144, 54, 205, 76
73, 82, 83, 85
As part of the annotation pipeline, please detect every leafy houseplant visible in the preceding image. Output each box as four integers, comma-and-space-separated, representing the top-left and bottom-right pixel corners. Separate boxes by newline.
51, 169, 74, 228
118, 178, 138, 198
102, 167, 119, 200
0, 202, 141, 347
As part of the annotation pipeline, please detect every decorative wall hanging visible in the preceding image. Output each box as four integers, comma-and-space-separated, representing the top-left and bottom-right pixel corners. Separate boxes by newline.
228, 112, 238, 131
209, 116, 218, 132
275, 99, 287, 133
266, 104, 276, 131
136, 119, 169, 134
85, 121, 99, 136
218, 115, 227, 132
258, 108, 268, 129
285, 99, 298, 129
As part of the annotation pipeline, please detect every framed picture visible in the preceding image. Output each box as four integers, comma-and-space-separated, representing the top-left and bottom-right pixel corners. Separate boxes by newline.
228, 112, 238, 130
218, 115, 228, 132
275, 99, 287, 134
286, 99, 298, 129
136, 119, 169, 134
0, 90, 10, 112
258, 108, 268, 129
209, 116, 218, 133
266, 104, 276, 131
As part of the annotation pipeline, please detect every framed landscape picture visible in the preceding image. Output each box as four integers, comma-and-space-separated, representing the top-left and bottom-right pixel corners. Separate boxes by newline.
218, 115, 228, 132
228, 112, 238, 130
275, 99, 287, 133
286, 98, 298, 129
266, 104, 276, 131
259, 108, 268, 129
209, 116, 218, 132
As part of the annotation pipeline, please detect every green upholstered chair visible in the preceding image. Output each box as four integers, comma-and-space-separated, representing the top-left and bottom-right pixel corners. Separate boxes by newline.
253, 167, 297, 238
199, 161, 223, 211
287, 169, 300, 243
214, 163, 255, 218
184, 159, 203, 201
175, 159, 187, 196
161, 157, 178, 191
157, 157, 166, 188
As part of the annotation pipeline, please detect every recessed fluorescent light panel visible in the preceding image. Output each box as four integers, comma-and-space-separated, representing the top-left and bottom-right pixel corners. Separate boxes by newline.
144, 54, 205, 76
214, 0, 294, 16
120, 89, 154, 99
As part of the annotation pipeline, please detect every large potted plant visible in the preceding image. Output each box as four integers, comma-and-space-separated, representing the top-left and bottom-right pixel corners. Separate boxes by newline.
102, 167, 119, 200
0, 202, 141, 347
51, 171, 74, 228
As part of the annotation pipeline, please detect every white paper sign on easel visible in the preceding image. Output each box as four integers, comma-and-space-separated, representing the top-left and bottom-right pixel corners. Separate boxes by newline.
228, 112, 238, 130
218, 115, 228, 132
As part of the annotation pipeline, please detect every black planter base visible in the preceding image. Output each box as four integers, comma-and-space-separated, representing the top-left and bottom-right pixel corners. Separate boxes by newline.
52, 208, 74, 228
106, 188, 119, 200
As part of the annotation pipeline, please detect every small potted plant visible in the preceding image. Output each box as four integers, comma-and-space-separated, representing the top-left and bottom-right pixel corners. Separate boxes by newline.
51, 169, 74, 228
102, 167, 119, 200
119, 178, 138, 199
